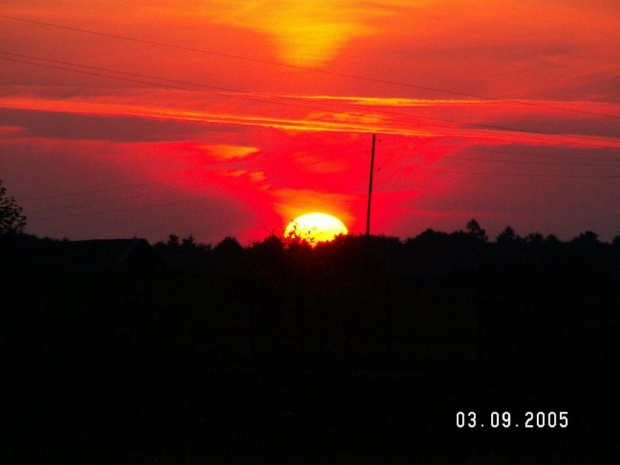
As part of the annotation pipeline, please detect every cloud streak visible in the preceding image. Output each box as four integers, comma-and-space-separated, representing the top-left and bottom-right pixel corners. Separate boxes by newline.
1, 89, 618, 148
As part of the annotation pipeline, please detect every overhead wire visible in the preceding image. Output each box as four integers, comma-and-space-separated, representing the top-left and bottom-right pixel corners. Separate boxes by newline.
27, 144, 620, 219
19, 141, 618, 208
440, 157, 620, 167
0, 53, 374, 123
23, 151, 338, 216
33, 193, 222, 221
475, 147, 620, 162
31, 166, 620, 221
19, 172, 209, 201
421, 169, 620, 179
2, 15, 619, 222
1, 51, 618, 150
27, 186, 187, 214
1, 13, 618, 120
29, 154, 344, 219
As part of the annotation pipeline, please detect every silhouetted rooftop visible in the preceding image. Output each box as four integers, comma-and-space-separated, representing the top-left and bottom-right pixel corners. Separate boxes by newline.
8, 237, 165, 271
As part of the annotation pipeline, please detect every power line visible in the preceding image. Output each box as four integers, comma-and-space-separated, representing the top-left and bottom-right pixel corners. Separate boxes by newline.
3, 50, 412, 131
19, 172, 208, 200
23, 154, 328, 214
5, 14, 617, 235
0, 14, 620, 119
424, 168, 620, 179
32, 193, 220, 220
30, 167, 619, 221
441, 156, 620, 167
0, 53, 373, 124
23, 144, 620, 215
27, 186, 182, 214
475, 147, 620, 162
27, 144, 618, 214
1, 13, 618, 120
19, 150, 341, 210
29, 155, 620, 221
2, 52, 618, 150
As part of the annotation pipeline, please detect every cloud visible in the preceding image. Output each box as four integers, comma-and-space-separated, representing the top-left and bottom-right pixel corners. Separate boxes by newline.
0, 125, 25, 137
0, 108, 234, 142
2, 2, 620, 243
200, 0, 428, 66
3, 88, 619, 148
0, 92, 431, 136
199, 144, 260, 160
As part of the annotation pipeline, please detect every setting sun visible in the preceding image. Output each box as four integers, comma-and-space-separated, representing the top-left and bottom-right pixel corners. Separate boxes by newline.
284, 212, 348, 245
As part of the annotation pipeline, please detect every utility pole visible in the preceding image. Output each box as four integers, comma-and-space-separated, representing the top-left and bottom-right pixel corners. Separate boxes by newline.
365, 134, 376, 241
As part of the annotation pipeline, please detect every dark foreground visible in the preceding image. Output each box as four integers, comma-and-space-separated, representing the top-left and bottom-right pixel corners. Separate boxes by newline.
3, 233, 620, 462
3, 362, 619, 464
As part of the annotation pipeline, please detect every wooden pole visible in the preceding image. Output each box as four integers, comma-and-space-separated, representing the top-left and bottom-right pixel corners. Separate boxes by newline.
366, 134, 376, 241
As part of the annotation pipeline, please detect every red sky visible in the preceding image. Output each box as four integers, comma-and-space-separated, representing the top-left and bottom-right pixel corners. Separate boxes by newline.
1, 1, 619, 244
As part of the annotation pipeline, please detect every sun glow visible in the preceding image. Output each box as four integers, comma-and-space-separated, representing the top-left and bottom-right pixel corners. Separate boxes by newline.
204, 0, 378, 66
284, 212, 348, 245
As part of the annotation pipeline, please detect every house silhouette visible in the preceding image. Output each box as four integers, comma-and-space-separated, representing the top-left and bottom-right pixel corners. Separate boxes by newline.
9, 237, 165, 272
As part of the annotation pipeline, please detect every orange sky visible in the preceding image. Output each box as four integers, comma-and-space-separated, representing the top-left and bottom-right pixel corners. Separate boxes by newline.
1, 1, 619, 243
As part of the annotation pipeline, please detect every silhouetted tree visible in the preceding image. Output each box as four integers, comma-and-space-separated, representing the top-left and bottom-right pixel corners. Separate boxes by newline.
251, 235, 286, 265
153, 233, 211, 268
0, 179, 27, 235
570, 231, 604, 266
210, 236, 246, 275
404, 228, 450, 249
214, 236, 243, 254
466, 218, 487, 242
180, 233, 211, 253
496, 226, 517, 243
167, 234, 180, 248
182, 233, 195, 248
525, 232, 544, 244
572, 230, 599, 247
545, 234, 560, 244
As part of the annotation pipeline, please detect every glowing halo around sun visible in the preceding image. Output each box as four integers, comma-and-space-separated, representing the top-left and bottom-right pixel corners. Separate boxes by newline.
284, 212, 348, 245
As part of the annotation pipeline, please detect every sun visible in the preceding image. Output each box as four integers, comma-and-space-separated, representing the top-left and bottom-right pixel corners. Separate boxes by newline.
284, 212, 348, 245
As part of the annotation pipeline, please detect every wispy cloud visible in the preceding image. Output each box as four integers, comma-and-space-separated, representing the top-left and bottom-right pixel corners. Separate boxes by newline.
2, 89, 619, 148
201, 0, 425, 66
198, 144, 260, 160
